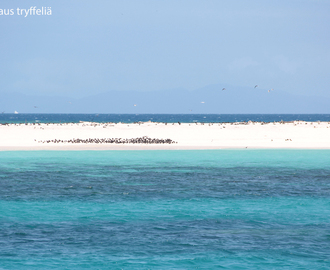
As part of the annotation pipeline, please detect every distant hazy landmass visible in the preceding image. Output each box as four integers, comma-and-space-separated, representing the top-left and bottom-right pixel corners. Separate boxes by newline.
1, 85, 329, 114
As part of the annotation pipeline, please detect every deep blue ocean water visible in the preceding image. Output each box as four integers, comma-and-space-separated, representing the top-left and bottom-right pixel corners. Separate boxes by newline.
0, 150, 330, 269
1, 113, 330, 124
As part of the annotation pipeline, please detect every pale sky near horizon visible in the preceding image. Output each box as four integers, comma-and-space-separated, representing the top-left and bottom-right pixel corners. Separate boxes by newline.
1, 0, 329, 99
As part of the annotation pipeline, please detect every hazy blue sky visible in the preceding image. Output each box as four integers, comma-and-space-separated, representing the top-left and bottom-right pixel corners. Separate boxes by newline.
1, 0, 329, 99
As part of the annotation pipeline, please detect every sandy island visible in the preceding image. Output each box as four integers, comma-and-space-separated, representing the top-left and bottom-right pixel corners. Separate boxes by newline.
0, 121, 330, 150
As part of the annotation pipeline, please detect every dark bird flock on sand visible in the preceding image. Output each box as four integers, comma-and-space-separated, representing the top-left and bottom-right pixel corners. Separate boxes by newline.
39, 136, 177, 144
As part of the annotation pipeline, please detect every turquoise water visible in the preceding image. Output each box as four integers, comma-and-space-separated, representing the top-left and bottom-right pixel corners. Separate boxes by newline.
0, 150, 330, 269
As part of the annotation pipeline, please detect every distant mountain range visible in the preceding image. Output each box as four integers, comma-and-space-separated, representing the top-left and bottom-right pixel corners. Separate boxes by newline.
1, 85, 329, 114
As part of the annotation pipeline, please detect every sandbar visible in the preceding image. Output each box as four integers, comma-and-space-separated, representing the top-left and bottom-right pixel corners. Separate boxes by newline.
0, 121, 330, 150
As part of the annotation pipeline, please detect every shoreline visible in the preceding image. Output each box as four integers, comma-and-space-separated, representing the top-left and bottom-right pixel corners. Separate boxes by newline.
1, 121, 330, 151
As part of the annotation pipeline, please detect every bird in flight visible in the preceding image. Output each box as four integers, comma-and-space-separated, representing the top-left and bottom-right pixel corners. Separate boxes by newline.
222, 88, 226, 91
254, 85, 258, 88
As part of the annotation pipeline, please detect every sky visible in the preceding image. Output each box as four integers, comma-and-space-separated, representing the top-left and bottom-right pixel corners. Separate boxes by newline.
1, 0, 330, 103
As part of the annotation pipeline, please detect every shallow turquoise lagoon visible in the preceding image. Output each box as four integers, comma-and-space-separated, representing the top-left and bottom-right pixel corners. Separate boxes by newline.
0, 150, 329, 269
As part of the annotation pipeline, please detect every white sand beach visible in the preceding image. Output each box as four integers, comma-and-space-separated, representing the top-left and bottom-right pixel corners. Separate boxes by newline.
0, 121, 330, 150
